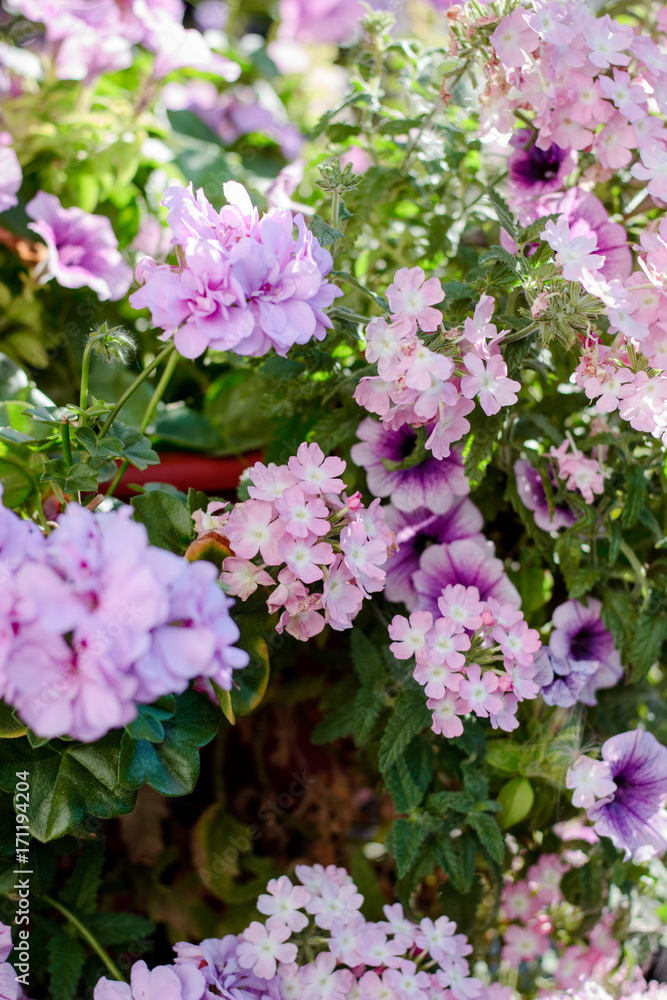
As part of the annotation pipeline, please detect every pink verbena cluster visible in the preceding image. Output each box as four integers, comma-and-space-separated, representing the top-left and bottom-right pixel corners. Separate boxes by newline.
482, 1, 667, 197
354, 272, 520, 460
0, 499, 247, 742
129, 181, 342, 360
214, 443, 394, 640
94, 864, 496, 1000
498, 853, 621, 991
388, 585, 541, 737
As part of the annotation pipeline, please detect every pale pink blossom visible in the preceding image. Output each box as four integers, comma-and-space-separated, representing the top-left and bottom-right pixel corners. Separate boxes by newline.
460, 354, 520, 416
386, 266, 445, 334
566, 755, 617, 809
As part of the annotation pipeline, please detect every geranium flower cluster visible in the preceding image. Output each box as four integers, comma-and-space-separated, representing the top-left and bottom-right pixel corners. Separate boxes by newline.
566, 729, 667, 862
7, 0, 239, 82
129, 181, 343, 361
354, 275, 521, 460
498, 853, 622, 991
215, 442, 394, 640
0, 499, 247, 742
389, 586, 541, 737
533, 598, 623, 709
482, 0, 667, 197
94, 864, 491, 1000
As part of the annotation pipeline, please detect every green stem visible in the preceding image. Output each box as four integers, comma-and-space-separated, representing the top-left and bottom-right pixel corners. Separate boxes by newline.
41, 895, 126, 982
61, 419, 73, 469
79, 334, 106, 420
105, 346, 179, 499
97, 342, 176, 444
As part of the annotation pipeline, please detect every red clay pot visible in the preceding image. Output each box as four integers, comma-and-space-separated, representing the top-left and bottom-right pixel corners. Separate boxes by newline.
108, 450, 263, 499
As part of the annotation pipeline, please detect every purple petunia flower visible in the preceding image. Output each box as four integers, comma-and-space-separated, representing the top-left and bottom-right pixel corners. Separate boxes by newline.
535, 598, 623, 707
514, 459, 576, 532
0, 136, 21, 214
95, 960, 206, 1000
588, 730, 667, 862
351, 418, 469, 515
26, 191, 132, 301
508, 129, 577, 198
413, 538, 521, 617
383, 500, 484, 610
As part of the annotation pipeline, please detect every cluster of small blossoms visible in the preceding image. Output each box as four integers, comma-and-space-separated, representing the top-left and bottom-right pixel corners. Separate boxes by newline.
211, 442, 394, 640
0, 498, 247, 742
353, 270, 521, 460
388, 585, 541, 737
130, 181, 342, 360
566, 729, 667, 863
94, 864, 497, 1000
498, 854, 621, 990
481, 0, 667, 199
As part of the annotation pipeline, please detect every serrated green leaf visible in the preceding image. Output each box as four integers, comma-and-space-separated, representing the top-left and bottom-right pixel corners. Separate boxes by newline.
468, 812, 505, 865
378, 689, 431, 773
60, 841, 105, 915
621, 465, 647, 529
47, 933, 86, 1000
41, 459, 100, 493
434, 831, 476, 894
486, 190, 517, 239
311, 703, 355, 744
480, 245, 518, 272
629, 592, 667, 681
87, 912, 154, 949
389, 818, 431, 878
351, 630, 385, 686
310, 215, 345, 247
352, 689, 385, 744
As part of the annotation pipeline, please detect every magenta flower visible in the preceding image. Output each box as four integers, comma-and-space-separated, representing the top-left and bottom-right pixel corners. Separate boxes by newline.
414, 539, 521, 618
507, 129, 576, 199
588, 730, 667, 861
26, 191, 132, 300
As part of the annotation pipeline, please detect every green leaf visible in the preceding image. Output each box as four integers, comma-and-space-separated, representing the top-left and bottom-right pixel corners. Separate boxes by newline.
385, 737, 433, 814
310, 214, 345, 247
468, 812, 505, 865
561, 860, 603, 912
124, 697, 177, 743
187, 488, 210, 517
231, 638, 270, 716
311, 703, 355, 744
621, 465, 647, 529
479, 245, 518, 272
629, 591, 667, 681
441, 281, 476, 303
212, 680, 235, 725
112, 421, 160, 470
569, 567, 600, 600
131, 490, 193, 554
389, 818, 431, 878
351, 630, 386, 686
434, 831, 477, 894
87, 912, 154, 949
378, 688, 431, 773
486, 189, 517, 239
0, 733, 136, 842
497, 777, 534, 829
60, 842, 105, 915
41, 459, 100, 493
47, 933, 86, 1000
0, 699, 26, 738
118, 689, 219, 797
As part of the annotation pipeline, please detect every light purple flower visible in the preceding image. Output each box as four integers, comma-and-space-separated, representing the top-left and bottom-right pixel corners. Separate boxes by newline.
130, 181, 342, 360
0, 139, 21, 213
173, 936, 280, 999
514, 459, 576, 532
277, 0, 364, 44
26, 191, 132, 301
383, 500, 484, 610
413, 538, 521, 617
532, 647, 599, 709
351, 418, 469, 515
588, 730, 667, 861
507, 128, 576, 199
548, 598, 623, 705
94, 960, 206, 1000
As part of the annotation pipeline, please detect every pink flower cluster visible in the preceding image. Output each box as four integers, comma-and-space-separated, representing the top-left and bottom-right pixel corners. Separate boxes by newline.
499, 854, 621, 990
0, 499, 247, 742
354, 272, 521, 460
216, 442, 394, 640
129, 181, 342, 361
483, 1, 667, 198
95, 864, 498, 1000
9, 0, 239, 81
389, 584, 541, 737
